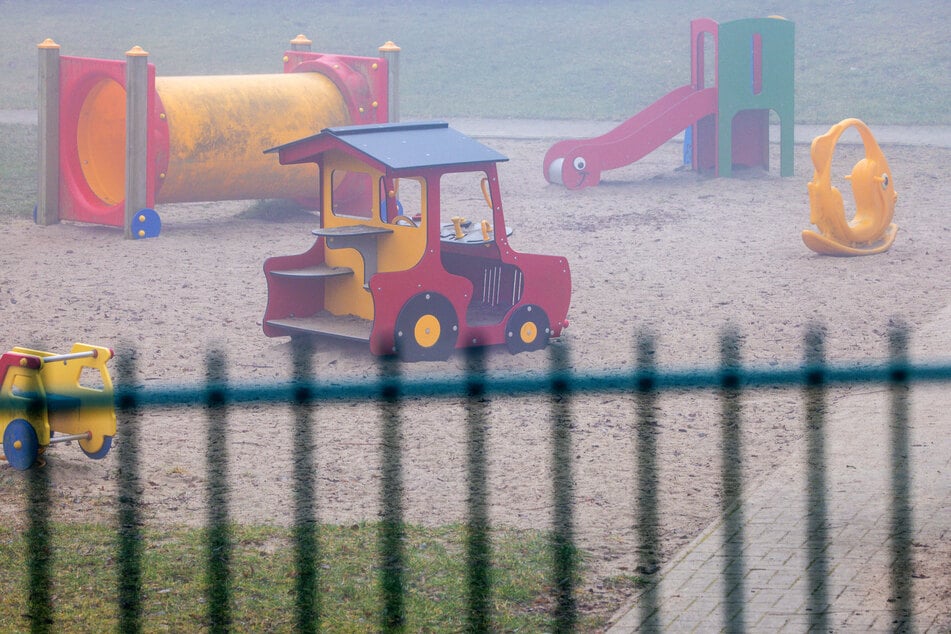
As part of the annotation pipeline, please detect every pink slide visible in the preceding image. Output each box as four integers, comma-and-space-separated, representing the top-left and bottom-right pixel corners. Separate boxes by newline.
543, 85, 717, 190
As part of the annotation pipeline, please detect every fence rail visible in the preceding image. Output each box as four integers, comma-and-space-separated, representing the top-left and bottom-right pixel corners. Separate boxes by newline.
10, 326, 951, 632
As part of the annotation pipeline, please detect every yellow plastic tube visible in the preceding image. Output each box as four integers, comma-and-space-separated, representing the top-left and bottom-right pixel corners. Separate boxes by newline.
155, 73, 349, 202
74, 72, 350, 206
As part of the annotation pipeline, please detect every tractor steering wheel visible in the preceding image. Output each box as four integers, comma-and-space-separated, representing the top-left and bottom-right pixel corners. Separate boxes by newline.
391, 215, 418, 228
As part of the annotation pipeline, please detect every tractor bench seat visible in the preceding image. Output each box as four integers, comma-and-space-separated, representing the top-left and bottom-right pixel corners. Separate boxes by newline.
265, 312, 372, 342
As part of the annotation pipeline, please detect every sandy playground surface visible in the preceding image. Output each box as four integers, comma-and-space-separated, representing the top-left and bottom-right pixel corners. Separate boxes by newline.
1, 133, 949, 622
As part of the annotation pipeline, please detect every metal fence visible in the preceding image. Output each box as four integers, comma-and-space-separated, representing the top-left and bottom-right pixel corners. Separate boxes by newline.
13, 325, 951, 632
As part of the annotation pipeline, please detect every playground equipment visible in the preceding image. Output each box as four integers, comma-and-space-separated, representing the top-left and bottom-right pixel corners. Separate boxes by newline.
544, 17, 794, 189
36, 36, 396, 238
803, 118, 898, 256
1, 343, 116, 471
262, 121, 571, 361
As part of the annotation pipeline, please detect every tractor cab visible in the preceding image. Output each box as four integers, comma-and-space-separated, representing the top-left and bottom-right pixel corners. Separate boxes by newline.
262, 121, 570, 361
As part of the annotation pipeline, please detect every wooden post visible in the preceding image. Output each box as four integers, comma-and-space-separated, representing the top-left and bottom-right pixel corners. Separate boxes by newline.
124, 46, 149, 239
290, 34, 312, 52
378, 41, 400, 123
36, 39, 60, 225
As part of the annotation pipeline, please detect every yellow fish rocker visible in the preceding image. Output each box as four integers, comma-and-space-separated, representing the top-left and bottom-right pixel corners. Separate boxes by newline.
803, 118, 898, 256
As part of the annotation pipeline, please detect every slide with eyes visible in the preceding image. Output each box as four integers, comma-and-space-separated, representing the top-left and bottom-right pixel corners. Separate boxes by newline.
543, 84, 717, 190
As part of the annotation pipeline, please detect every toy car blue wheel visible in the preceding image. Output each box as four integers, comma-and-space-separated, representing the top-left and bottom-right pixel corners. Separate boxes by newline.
3, 418, 40, 471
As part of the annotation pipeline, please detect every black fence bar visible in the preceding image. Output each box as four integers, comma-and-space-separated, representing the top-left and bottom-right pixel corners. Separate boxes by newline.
804, 326, 830, 631
549, 344, 577, 632
26, 442, 52, 634
378, 354, 406, 632
21, 342, 54, 634
888, 327, 914, 631
78, 359, 951, 412
292, 341, 320, 633
205, 350, 232, 633
465, 347, 492, 633
634, 333, 661, 629
116, 349, 143, 634
719, 328, 746, 633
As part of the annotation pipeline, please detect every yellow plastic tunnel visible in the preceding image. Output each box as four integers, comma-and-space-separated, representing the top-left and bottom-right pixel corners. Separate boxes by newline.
154, 72, 349, 203
76, 73, 348, 207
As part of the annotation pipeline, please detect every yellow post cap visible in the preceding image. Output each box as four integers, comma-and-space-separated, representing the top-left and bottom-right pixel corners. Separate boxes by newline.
38, 38, 60, 49
125, 45, 149, 57
379, 41, 401, 53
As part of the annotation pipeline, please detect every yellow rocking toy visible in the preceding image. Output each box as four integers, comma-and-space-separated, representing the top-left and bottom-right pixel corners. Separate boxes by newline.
802, 118, 898, 256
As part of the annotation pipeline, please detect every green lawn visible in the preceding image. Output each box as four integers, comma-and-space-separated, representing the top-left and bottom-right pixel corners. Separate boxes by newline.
0, 123, 35, 216
0, 521, 616, 632
1, 0, 948, 123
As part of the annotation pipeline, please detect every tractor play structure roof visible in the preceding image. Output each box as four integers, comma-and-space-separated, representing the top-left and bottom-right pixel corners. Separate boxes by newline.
264, 121, 509, 171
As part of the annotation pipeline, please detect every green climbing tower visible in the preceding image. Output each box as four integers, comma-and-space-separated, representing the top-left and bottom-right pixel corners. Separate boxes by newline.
716, 17, 795, 177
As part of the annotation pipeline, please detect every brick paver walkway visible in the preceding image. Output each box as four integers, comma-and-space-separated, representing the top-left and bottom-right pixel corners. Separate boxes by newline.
608, 309, 951, 632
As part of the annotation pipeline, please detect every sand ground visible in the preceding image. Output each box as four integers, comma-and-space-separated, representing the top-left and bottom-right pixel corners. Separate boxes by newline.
1, 135, 948, 623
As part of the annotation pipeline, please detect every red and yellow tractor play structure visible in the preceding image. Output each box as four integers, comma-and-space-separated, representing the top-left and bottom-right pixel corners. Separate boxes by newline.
262, 121, 571, 361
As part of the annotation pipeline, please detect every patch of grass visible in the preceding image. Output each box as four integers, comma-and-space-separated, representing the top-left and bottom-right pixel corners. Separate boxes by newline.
0, 124, 37, 217
0, 521, 624, 632
0, 1, 947, 124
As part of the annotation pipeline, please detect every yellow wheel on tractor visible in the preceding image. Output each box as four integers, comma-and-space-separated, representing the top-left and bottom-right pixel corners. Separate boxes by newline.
505, 305, 550, 354
395, 293, 459, 362
413, 314, 442, 348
